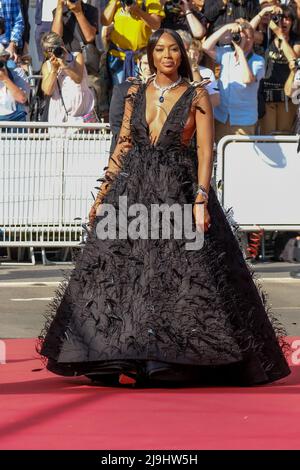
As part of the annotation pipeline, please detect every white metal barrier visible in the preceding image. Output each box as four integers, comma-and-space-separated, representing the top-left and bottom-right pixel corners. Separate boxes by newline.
1, 129, 300, 264
216, 135, 300, 231
0, 122, 111, 264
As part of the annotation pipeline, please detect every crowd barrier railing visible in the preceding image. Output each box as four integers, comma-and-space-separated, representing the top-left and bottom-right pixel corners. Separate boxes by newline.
0, 122, 111, 264
1, 127, 300, 264
216, 135, 300, 232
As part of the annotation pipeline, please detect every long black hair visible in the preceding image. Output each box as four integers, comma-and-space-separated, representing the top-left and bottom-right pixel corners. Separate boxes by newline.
147, 29, 193, 81
281, 4, 298, 40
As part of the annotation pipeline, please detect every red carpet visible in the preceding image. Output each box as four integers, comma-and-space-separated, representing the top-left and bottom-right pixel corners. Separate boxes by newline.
0, 338, 300, 450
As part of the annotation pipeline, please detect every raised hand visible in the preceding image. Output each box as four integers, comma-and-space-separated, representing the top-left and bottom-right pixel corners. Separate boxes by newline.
66, 0, 83, 14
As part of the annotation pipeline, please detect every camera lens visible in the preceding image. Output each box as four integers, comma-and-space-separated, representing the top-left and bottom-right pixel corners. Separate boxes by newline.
271, 14, 283, 25
232, 33, 242, 44
0, 60, 5, 69
124, 0, 134, 5
53, 46, 64, 59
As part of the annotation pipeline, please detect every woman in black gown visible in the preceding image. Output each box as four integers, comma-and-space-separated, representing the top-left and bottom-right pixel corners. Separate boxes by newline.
39, 29, 290, 387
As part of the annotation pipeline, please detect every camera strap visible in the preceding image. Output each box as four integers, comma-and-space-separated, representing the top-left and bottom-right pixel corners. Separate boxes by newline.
56, 78, 69, 119
74, 18, 87, 49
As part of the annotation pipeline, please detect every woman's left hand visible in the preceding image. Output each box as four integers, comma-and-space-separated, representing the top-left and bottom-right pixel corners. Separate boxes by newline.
57, 58, 68, 71
193, 199, 211, 233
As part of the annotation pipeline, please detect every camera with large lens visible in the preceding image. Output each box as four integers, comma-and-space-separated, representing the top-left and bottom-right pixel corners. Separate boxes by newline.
295, 58, 300, 70
232, 32, 242, 44
271, 14, 283, 25
165, 0, 182, 14
121, 0, 135, 7
53, 46, 65, 59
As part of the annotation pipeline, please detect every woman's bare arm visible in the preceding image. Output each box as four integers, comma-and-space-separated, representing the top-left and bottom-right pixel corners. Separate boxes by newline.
195, 88, 214, 194
89, 84, 138, 223
193, 87, 214, 233
60, 52, 85, 84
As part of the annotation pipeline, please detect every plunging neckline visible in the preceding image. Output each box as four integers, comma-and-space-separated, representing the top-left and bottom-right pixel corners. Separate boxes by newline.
143, 83, 192, 147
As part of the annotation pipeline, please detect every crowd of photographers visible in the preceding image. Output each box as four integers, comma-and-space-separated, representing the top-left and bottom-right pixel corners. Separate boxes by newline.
1, 0, 300, 136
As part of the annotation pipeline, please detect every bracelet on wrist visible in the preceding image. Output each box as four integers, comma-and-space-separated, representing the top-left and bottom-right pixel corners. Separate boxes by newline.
197, 184, 208, 193
185, 11, 193, 16
196, 185, 209, 202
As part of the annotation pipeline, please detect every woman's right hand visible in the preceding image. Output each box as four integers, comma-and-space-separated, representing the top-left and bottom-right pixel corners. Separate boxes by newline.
89, 202, 104, 227
49, 55, 60, 72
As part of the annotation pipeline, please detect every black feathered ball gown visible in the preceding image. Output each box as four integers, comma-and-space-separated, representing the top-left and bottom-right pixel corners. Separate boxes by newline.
39, 83, 290, 386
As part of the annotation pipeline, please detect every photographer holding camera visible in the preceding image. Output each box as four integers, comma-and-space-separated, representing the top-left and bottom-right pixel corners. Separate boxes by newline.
0, 45, 29, 124
203, 0, 260, 36
101, 0, 164, 85
51, 1, 105, 119
0, 0, 24, 60
41, 32, 95, 124
256, 4, 300, 134
52, 1, 98, 51
161, 0, 207, 39
203, 19, 265, 142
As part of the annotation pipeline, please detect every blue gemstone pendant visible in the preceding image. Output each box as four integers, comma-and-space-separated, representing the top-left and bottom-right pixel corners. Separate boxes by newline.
159, 96, 164, 103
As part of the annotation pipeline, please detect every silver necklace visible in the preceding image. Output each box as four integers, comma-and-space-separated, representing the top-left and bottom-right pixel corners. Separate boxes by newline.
153, 76, 182, 103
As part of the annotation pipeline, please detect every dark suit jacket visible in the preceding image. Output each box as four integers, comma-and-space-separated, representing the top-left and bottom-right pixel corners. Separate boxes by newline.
109, 80, 132, 155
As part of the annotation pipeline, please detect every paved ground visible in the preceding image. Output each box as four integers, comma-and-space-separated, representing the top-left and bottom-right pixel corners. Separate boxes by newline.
0, 263, 300, 338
